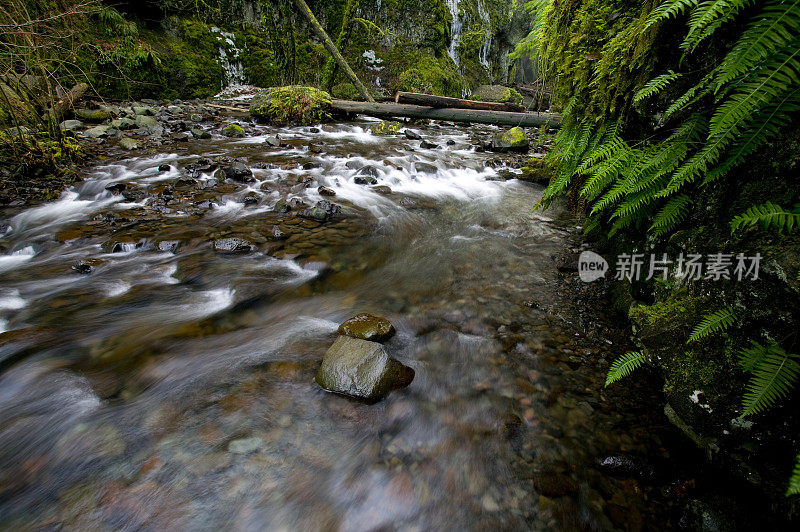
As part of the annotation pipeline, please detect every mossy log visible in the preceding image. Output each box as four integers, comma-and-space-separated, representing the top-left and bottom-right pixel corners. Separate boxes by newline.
394, 92, 526, 112
292, 0, 374, 103
330, 100, 560, 128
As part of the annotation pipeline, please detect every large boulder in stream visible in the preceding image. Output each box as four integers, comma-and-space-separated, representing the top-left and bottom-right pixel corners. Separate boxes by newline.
338, 313, 396, 342
471, 85, 524, 105
315, 336, 414, 400
250, 86, 332, 126
489, 127, 530, 153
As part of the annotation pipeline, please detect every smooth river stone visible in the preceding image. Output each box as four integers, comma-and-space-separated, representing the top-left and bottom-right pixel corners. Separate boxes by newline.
338, 313, 396, 342
315, 336, 414, 400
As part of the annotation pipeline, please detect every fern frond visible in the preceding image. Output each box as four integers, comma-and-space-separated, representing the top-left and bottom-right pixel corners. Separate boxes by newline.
787, 453, 800, 496
710, 45, 800, 137
682, 0, 756, 53
683, 0, 755, 51
634, 70, 682, 104
605, 351, 649, 387
715, 0, 800, 89
687, 307, 736, 343
645, 0, 702, 29
664, 74, 714, 120
730, 201, 800, 234
651, 194, 693, 236
740, 341, 800, 416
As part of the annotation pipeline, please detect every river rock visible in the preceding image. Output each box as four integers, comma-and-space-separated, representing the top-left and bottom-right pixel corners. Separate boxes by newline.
118, 137, 141, 151
135, 115, 159, 128
489, 127, 529, 153
213, 238, 253, 253
191, 128, 211, 140
338, 313, 396, 342
354, 166, 380, 185
111, 117, 136, 130
318, 186, 336, 197
471, 85, 524, 105
370, 120, 402, 135
315, 336, 414, 400
60, 119, 83, 131
222, 123, 246, 138
420, 140, 439, 149
221, 162, 253, 182
404, 129, 422, 140
85, 125, 110, 138
415, 162, 438, 174
133, 105, 155, 116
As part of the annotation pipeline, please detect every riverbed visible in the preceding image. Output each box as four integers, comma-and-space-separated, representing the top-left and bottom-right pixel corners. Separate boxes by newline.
0, 116, 688, 530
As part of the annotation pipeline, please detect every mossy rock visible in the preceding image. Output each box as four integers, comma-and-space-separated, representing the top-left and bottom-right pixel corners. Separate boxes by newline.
370, 121, 403, 136
392, 54, 463, 97
222, 123, 245, 138
490, 127, 529, 153
519, 157, 551, 185
250, 86, 332, 126
472, 85, 524, 105
338, 313, 396, 342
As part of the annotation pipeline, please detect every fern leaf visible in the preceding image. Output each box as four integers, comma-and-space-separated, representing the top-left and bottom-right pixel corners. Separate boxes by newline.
645, 0, 702, 29
634, 70, 682, 104
730, 201, 800, 234
651, 194, 693, 236
687, 307, 736, 343
787, 453, 800, 496
605, 351, 649, 387
716, 0, 800, 89
664, 73, 714, 120
740, 342, 800, 416
710, 45, 800, 137
682, 0, 756, 53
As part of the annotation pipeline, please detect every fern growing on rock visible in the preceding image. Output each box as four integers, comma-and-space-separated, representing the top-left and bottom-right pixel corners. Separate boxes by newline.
605, 351, 649, 387
687, 307, 737, 343
739, 341, 800, 417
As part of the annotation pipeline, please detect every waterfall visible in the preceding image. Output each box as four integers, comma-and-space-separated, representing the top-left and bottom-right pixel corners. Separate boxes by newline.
211, 26, 246, 88
476, 0, 493, 81
446, 0, 463, 69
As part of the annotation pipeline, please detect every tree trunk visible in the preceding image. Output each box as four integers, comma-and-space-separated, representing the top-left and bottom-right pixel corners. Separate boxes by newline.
330, 100, 560, 128
394, 92, 526, 112
44, 82, 88, 123
292, 0, 373, 102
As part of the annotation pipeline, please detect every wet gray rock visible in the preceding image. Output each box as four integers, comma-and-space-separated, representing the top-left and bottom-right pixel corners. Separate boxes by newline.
221, 162, 253, 182
133, 105, 155, 116
85, 125, 110, 138
318, 186, 336, 197
354, 165, 380, 185
135, 115, 159, 128
158, 164, 171, 172
213, 238, 253, 253
59, 119, 83, 131
191, 128, 211, 140
111, 118, 136, 130
172, 132, 191, 142
264, 135, 281, 147
315, 336, 414, 400
420, 140, 439, 149
415, 162, 438, 174
372, 185, 392, 195
338, 313, 396, 342
118, 137, 141, 151
404, 129, 422, 140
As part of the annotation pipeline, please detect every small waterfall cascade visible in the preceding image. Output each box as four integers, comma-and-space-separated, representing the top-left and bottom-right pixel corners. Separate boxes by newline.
477, 0, 493, 81
211, 26, 246, 88
446, 0, 463, 69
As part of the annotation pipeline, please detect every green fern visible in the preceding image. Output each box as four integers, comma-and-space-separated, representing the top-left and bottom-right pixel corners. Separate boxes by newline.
634, 70, 682, 104
687, 307, 737, 343
605, 351, 649, 386
789, 453, 800, 496
730, 202, 800, 234
739, 341, 800, 417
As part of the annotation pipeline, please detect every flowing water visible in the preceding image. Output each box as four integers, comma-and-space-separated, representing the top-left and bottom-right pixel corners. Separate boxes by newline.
0, 118, 684, 530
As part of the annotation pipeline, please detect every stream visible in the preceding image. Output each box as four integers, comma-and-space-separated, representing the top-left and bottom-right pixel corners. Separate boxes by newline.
0, 116, 689, 530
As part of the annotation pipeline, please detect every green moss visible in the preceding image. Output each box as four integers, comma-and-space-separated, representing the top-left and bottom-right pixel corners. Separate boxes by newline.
331, 82, 361, 100
391, 54, 462, 97
222, 123, 245, 137
250, 86, 332, 126
370, 121, 402, 135
472, 85, 523, 104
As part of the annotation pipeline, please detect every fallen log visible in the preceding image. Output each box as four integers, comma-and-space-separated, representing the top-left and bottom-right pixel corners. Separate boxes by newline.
43, 82, 88, 124
330, 100, 560, 128
394, 91, 526, 113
